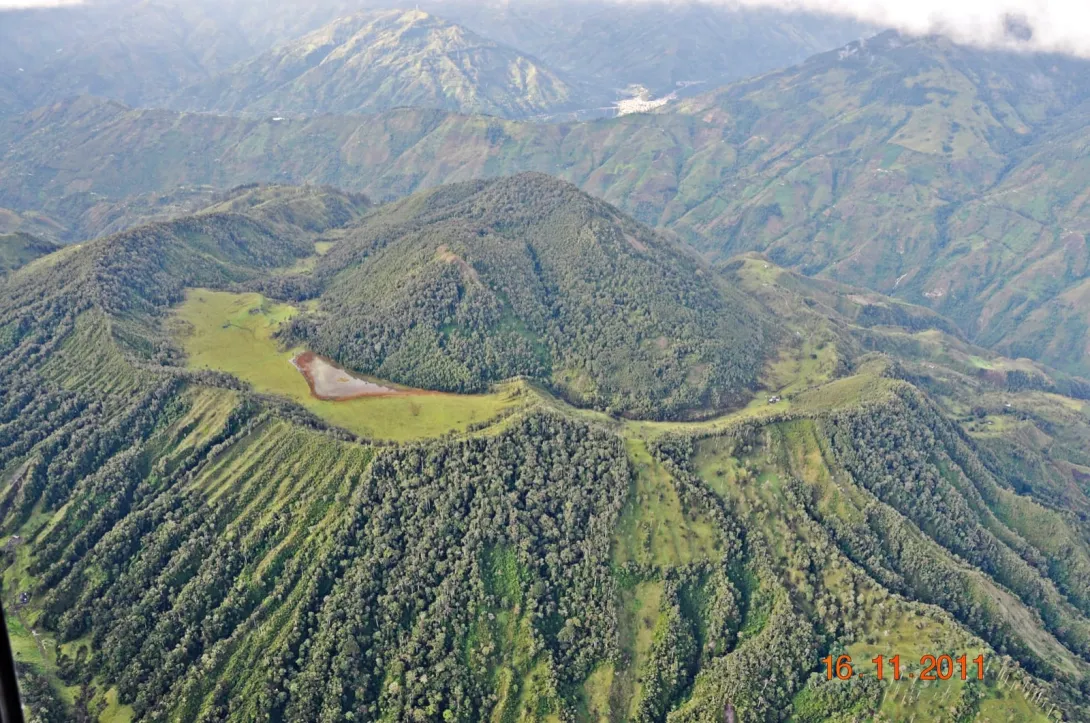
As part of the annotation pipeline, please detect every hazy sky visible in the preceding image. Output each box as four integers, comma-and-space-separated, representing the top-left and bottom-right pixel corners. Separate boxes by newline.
3, 0, 1090, 57
0, 0, 83, 6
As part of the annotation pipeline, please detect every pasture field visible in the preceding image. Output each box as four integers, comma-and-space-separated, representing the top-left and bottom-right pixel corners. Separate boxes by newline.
172, 289, 523, 441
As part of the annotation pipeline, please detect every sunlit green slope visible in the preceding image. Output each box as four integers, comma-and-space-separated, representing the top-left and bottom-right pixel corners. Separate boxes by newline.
172, 288, 525, 441
0, 231, 59, 277
3, 183, 1090, 721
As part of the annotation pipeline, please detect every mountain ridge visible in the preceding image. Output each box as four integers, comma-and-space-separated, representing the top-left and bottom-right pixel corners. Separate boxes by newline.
171, 9, 605, 119
7, 33, 1089, 374
279, 173, 770, 419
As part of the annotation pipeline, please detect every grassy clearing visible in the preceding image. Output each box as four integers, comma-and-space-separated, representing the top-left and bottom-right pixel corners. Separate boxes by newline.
610, 581, 664, 720
612, 439, 719, 569
694, 422, 1055, 721
172, 289, 523, 441
275, 240, 334, 275
99, 689, 135, 723
6, 612, 48, 670
759, 335, 838, 399
626, 358, 897, 441
580, 664, 615, 722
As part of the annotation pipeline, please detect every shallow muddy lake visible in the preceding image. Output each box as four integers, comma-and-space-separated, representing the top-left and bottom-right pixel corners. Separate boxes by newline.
292, 352, 398, 400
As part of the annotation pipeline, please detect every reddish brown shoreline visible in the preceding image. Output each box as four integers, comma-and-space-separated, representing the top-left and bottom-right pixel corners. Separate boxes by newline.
291, 351, 442, 402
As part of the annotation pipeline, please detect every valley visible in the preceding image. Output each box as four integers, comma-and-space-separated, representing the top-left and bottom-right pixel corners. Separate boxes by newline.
5, 30, 1089, 381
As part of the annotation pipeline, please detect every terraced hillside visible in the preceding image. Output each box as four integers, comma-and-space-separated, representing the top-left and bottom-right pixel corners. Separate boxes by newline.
4, 181, 1090, 721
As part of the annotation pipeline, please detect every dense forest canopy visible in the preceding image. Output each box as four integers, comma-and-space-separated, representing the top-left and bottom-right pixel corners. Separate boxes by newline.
280, 174, 769, 419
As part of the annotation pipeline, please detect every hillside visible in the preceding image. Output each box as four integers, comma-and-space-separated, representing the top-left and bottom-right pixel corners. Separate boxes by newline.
277, 174, 767, 419
0, 231, 59, 276
667, 32, 1090, 372
3, 190, 1090, 720
173, 10, 602, 119
7, 32, 1089, 377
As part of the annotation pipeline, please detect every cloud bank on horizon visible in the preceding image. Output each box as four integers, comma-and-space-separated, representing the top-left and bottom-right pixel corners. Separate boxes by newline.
664, 0, 1090, 57
4, 0, 1090, 59
0, 0, 83, 7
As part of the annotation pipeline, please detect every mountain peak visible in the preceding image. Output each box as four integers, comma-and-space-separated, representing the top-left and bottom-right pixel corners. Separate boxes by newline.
286, 174, 769, 419
172, 10, 602, 119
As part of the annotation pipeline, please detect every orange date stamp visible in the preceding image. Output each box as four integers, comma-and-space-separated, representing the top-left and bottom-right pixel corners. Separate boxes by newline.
822, 654, 985, 682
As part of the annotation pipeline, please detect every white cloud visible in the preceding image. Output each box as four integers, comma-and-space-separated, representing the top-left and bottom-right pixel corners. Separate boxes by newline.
657, 0, 1090, 57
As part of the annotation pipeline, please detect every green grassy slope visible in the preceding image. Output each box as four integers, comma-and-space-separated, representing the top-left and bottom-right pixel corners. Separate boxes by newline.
172, 288, 524, 441
0, 231, 59, 276
3, 183, 1090, 721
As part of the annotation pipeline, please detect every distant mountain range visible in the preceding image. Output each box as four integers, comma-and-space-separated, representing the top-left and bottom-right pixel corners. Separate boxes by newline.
172, 10, 608, 119
4, 32, 1090, 377
406, 0, 874, 97
0, 0, 868, 117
